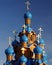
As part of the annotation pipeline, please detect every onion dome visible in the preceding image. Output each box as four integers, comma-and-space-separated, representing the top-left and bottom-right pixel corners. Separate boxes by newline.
34, 46, 43, 54
12, 40, 20, 46
12, 40, 18, 46
5, 46, 14, 55
24, 11, 32, 19
20, 55, 27, 63
39, 38, 45, 45
20, 34, 28, 42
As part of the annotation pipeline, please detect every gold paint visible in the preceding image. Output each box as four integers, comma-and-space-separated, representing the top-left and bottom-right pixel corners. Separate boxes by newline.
32, 53, 35, 59
35, 54, 42, 59
21, 42, 27, 47
40, 63, 43, 65
7, 55, 13, 61
30, 44, 36, 52
43, 63, 47, 65
20, 63, 26, 65
21, 47, 26, 54
25, 18, 31, 24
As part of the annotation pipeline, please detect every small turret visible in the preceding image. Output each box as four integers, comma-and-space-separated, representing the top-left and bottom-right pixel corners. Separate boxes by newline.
5, 46, 14, 56
24, 0, 32, 26
20, 34, 28, 47
34, 46, 43, 54
5, 37, 14, 65
34, 46, 43, 65
37, 27, 45, 49
12, 30, 20, 47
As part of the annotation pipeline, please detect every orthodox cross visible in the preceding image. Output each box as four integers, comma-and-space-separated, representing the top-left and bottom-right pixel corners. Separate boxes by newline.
38, 27, 43, 38
8, 36, 11, 46
25, 0, 31, 11
37, 34, 40, 43
13, 30, 18, 40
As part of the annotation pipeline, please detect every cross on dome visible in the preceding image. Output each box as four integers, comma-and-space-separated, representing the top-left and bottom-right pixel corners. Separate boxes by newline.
38, 27, 43, 38
8, 36, 12, 46
13, 30, 18, 40
38, 27, 43, 32
25, 0, 31, 11
37, 34, 40, 43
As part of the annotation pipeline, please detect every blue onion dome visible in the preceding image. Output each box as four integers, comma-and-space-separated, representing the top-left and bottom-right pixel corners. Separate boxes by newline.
12, 40, 18, 46
34, 46, 43, 54
12, 40, 20, 46
24, 11, 32, 19
5, 46, 14, 55
20, 55, 27, 63
20, 34, 28, 42
35, 59, 42, 64
39, 38, 45, 45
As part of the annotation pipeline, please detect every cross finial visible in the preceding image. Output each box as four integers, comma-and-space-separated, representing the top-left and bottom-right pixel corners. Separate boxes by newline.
25, 0, 31, 11
38, 27, 43, 38
37, 34, 40, 43
13, 30, 18, 40
8, 36, 11, 46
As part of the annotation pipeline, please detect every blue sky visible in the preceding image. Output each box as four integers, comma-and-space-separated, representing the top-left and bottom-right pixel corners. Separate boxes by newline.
0, 0, 52, 65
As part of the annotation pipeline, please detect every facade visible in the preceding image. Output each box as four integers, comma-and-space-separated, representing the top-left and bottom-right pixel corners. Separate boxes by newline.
4, 1, 47, 65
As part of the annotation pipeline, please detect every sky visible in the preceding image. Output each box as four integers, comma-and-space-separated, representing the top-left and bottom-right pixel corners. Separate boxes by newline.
0, 0, 52, 65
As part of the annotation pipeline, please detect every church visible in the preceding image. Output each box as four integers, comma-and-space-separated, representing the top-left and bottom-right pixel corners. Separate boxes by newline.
4, 0, 47, 65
